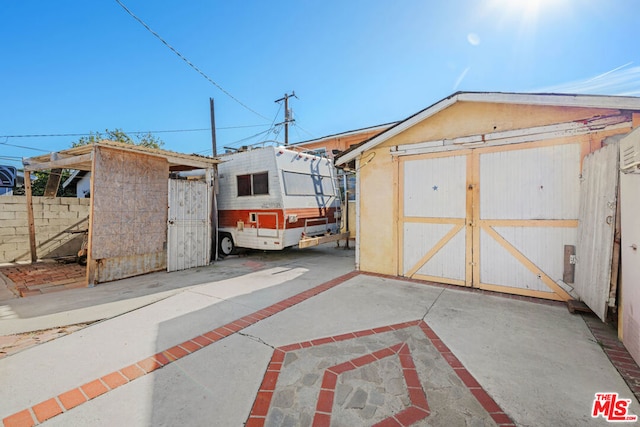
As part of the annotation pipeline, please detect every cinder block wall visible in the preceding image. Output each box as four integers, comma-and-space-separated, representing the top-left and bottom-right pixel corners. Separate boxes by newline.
0, 196, 90, 263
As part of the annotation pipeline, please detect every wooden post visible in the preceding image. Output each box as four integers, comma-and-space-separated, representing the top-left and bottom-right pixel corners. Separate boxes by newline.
24, 170, 38, 262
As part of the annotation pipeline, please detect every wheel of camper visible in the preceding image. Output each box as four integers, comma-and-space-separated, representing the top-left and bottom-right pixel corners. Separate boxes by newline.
218, 233, 236, 256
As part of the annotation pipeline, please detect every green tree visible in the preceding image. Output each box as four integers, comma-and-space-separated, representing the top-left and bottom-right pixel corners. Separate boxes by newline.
28, 129, 164, 196
71, 128, 164, 149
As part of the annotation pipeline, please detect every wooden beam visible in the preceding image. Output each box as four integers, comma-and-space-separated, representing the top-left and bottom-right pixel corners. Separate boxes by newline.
411, 274, 466, 287
24, 153, 93, 171
402, 217, 465, 225
24, 171, 37, 262
480, 219, 579, 228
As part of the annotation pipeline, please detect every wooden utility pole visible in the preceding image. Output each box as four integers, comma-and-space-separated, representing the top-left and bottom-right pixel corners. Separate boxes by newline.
209, 97, 219, 261
275, 92, 296, 145
210, 97, 217, 156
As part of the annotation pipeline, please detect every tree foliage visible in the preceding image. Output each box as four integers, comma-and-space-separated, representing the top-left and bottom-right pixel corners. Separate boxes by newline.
23, 129, 164, 196
72, 128, 164, 149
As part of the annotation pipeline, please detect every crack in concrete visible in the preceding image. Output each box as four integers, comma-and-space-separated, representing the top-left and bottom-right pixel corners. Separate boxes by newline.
422, 287, 446, 321
237, 331, 275, 349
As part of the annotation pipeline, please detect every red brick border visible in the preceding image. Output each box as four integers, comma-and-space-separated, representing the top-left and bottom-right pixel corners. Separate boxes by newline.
1, 271, 359, 427
246, 320, 515, 427
582, 314, 640, 402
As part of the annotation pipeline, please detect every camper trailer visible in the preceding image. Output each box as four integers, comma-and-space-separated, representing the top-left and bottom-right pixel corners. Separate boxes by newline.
216, 146, 343, 255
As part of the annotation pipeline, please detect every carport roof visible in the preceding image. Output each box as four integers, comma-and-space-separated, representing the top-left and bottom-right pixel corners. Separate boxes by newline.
23, 140, 220, 172
335, 91, 640, 165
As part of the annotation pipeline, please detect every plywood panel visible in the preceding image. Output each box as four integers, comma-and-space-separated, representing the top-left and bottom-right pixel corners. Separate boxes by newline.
90, 146, 168, 283
574, 142, 619, 321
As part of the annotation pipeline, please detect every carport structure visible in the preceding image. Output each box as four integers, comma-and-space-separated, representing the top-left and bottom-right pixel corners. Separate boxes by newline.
22, 141, 220, 286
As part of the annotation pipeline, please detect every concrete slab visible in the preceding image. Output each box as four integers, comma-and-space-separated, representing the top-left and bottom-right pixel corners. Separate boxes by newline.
43, 334, 271, 427
0, 247, 638, 426
424, 288, 634, 426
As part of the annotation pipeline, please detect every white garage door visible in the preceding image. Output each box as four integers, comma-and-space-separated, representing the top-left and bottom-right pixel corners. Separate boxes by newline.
400, 142, 579, 301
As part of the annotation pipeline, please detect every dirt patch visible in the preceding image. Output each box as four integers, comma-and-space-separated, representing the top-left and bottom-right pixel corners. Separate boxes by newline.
0, 323, 92, 359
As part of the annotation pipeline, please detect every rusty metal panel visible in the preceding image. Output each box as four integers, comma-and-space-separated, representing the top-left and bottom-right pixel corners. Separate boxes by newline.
167, 178, 211, 272
575, 142, 619, 321
480, 144, 580, 220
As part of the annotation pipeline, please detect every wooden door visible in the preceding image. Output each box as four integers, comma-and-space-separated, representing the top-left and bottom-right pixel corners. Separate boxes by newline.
399, 141, 580, 301
399, 151, 472, 286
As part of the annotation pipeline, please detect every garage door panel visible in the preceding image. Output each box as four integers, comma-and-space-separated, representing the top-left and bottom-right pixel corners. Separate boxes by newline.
480, 144, 580, 220
480, 228, 553, 293
403, 223, 454, 275
492, 226, 577, 284
404, 155, 467, 218
414, 228, 466, 281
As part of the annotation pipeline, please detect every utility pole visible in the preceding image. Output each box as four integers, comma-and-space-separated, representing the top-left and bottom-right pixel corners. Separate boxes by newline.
209, 97, 217, 156
275, 91, 296, 145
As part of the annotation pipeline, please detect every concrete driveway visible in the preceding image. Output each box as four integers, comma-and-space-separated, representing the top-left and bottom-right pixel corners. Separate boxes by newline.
0, 245, 638, 426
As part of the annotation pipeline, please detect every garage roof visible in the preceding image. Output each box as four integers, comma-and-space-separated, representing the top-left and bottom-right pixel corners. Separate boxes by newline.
336, 91, 640, 165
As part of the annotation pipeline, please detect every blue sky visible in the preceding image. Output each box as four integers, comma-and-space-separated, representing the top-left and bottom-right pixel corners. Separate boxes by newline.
1, 0, 639, 168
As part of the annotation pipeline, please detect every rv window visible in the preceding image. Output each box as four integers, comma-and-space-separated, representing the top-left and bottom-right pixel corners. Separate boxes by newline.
252, 172, 269, 195
237, 174, 252, 196
237, 172, 269, 196
282, 171, 335, 196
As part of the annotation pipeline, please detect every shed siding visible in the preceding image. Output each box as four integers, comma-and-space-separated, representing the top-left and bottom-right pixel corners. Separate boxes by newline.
90, 147, 168, 283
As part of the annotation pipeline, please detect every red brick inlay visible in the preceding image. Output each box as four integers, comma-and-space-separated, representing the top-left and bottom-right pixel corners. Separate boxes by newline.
246, 320, 516, 427
1, 270, 359, 427
314, 342, 430, 426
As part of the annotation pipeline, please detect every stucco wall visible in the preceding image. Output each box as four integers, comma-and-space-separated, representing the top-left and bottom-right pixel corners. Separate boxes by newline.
358, 146, 398, 274
0, 196, 90, 263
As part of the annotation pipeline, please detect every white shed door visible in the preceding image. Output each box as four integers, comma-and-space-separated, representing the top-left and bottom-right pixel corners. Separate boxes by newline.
400, 143, 579, 301
167, 179, 211, 272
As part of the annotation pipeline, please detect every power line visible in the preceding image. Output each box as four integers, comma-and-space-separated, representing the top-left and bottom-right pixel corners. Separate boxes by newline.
114, 0, 270, 121
0, 141, 50, 152
0, 124, 268, 139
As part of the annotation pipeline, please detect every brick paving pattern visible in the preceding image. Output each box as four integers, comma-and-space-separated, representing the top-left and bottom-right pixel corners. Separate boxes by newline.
1, 270, 638, 426
247, 320, 514, 427
0, 262, 86, 297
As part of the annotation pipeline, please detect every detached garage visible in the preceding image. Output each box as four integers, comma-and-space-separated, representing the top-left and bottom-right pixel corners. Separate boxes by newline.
337, 92, 640, 302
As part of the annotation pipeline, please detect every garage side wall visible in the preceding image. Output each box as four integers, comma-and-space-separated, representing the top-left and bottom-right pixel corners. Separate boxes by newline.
358, 146, 398, 274
89, 146, 169, 283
